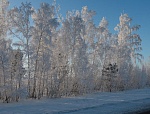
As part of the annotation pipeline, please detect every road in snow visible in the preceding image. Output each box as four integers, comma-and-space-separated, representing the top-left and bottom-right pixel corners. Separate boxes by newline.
0, 88, 150, 114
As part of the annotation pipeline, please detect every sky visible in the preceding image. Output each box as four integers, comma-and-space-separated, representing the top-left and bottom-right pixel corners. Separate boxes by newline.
8, 0, 150, 61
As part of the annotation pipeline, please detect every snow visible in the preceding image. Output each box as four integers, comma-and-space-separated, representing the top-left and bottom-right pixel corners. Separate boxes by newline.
0, 88, 150, 114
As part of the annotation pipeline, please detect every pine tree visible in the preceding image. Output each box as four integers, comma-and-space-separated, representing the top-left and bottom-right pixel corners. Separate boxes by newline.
102, 63, 118, 92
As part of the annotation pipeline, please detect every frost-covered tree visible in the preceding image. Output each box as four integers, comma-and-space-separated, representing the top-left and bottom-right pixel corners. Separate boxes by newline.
0, 40, 12, 103
94, 17, 115, 91
145, 57, 150, 87
102, 63, 118, 92
115, 14, 143, 89
81, 6, 96, 59
10, 49, 25, 102
0, 0, 13, 102
97, 17, 115, 66
31, 2, 59, 98
65, 11, 91, 95
8, 2, 34, 97
0, 1, 145, 102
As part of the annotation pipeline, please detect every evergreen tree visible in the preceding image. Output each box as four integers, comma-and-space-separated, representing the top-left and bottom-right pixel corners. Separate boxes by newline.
102, 63, 118, 92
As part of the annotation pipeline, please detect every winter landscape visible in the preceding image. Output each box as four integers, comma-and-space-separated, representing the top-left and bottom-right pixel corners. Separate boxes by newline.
0, 0, 150, 113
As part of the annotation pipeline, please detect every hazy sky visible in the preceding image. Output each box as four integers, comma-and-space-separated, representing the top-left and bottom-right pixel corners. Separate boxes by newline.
8, 0, 150, 61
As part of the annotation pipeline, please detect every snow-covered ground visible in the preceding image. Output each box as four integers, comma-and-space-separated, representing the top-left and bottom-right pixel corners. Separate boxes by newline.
0, 88, 150, 114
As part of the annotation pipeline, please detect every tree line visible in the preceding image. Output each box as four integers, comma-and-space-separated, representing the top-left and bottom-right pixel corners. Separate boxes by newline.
0, 0, 149, 103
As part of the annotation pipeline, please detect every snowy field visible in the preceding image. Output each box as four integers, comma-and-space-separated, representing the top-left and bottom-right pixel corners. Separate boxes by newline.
0, 88, 150, 114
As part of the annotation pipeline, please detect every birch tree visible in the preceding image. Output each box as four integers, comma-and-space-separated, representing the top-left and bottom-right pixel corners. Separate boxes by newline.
31, 2, 59, 98
0, 0, 13, 102
115, 13, 142, 89
8, 2, 34, 97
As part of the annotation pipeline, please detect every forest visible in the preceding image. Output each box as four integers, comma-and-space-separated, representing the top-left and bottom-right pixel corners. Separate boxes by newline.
0, 0, 149, 103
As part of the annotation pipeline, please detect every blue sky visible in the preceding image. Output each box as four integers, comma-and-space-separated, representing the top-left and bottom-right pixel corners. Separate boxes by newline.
8, 0, 150, 61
